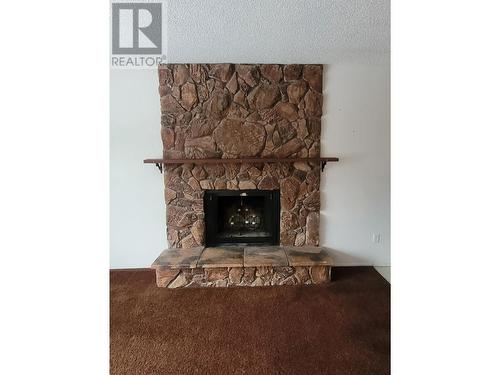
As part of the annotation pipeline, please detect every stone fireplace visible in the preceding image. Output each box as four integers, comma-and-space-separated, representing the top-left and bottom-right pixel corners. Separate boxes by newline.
150, 63, 334, 288
160, 64, 323, 249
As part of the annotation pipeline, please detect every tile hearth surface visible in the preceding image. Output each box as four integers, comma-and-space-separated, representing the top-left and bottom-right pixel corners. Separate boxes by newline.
151, 246, 333, 288
198, 246, 244, 268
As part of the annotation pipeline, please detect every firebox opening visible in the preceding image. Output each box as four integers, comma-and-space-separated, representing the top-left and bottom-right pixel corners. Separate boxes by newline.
204, 190, 280, 247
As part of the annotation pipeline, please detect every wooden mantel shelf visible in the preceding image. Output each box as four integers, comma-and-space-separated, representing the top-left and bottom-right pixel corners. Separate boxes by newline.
144, 157, 339, 173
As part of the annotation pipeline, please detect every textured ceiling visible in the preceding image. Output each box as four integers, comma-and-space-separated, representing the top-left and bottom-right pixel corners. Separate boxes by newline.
165, 0, 389, 64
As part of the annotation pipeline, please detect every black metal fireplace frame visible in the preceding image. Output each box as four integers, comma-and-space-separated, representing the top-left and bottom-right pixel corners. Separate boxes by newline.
204, 189, 280, 247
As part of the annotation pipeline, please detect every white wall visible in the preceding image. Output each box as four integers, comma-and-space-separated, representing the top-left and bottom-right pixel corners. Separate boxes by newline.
110, 0, 390, 268
322, 64, 390, 266
110, 69, 165, 268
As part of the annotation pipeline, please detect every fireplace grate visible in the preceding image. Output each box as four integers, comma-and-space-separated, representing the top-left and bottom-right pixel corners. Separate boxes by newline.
204, 189, 280, 247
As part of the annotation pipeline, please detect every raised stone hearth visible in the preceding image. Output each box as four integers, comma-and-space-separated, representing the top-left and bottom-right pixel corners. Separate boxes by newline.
151, 246, 333, 288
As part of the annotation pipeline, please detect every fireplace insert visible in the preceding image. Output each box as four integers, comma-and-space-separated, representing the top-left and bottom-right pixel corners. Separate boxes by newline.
204, 189, 280, 247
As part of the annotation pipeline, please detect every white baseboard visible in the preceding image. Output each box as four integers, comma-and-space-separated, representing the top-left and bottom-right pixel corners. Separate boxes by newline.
374, 266, 391, 283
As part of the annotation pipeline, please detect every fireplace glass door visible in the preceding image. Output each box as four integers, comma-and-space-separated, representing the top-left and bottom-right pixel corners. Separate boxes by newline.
204, 190, 280, 246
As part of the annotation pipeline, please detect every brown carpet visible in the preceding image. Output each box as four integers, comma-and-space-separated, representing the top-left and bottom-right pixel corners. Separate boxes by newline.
110, 267, 390, 375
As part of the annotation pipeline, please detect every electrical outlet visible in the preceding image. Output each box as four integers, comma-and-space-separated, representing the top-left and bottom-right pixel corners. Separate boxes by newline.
372, 234, 381, 243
